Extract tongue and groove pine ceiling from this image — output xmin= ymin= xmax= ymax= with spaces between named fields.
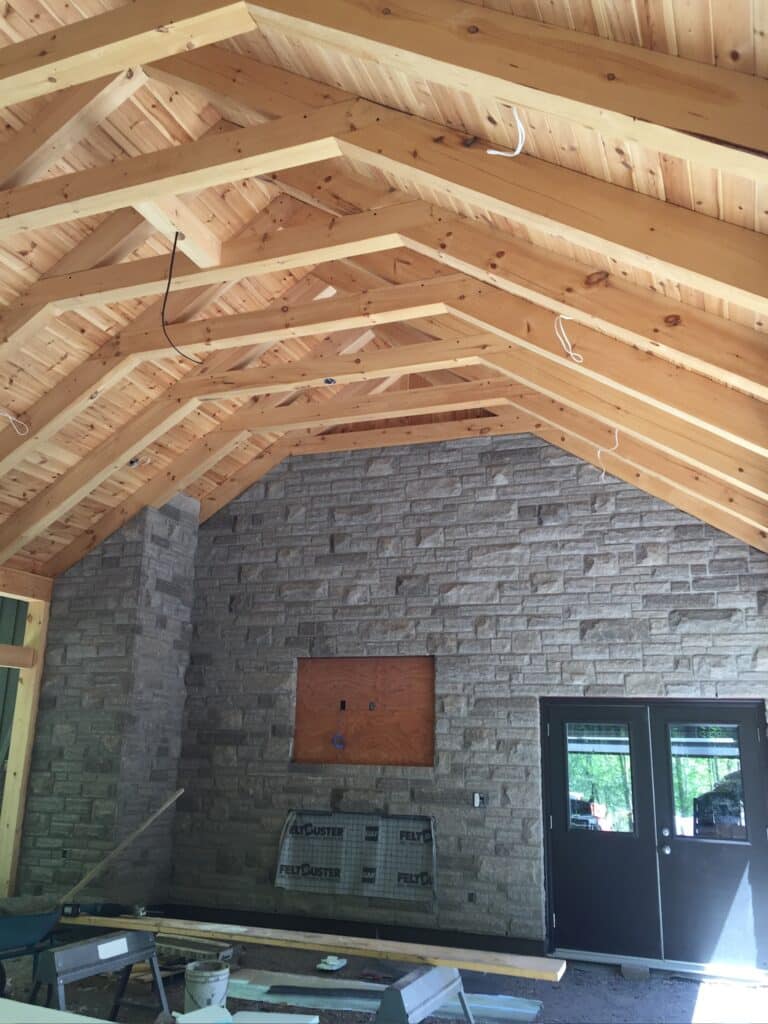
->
xmin=0 ymin=0 xmax=765 ymax=578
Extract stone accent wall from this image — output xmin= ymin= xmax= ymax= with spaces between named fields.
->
xmin=174 ymin=435 xmax=767 ymax=941
xmin=18 ymin=496 xmax=198 ymax=903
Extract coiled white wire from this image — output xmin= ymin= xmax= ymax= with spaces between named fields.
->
xmin=0 ymin=407 xmax=29 ymax=436
xmin=486 ymin=107 xmax=526 ymax=158
xmin=554 ymin=314 xmax=583 ymax=364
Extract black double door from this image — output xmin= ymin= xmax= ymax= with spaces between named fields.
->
xmin=544 ymin=700 xmax=768 ymax=970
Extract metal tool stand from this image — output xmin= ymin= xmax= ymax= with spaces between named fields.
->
xmin=374 ymin=966 xmax=475 ymax=1024
xmin=31 ymin=929 xmax=169 ymax=1020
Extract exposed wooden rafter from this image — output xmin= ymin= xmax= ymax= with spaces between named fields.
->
xmin=0 ymin=0 xmax=255 ymax=106
xmin=0 ymin=2 xmax=764 ymax=574
xmin=6 ymin=197 xmax=765 ymax=403
xmin=245 ymin=0 xmax=768 ymax=178
xmin=0 ymin=598 xmax=50 ymax=895
xmin=1 ymin=66 xmax=766 ymax=311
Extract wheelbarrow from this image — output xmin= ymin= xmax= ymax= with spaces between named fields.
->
xmin=0 ymin=903 xmax=60 ymax=996
xmin=0 ymin=786 xmax=183 ymax=1003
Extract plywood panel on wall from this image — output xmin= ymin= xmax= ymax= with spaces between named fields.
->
xmin=293 ymin=656 xmax=435 ymax=767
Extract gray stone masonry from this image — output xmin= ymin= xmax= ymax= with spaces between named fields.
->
xmin=173 ymin=435 xmax=767 ymax=941
xmin=18 ymin=495 xmax=199 ymax=904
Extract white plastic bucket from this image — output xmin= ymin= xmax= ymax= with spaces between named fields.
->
xmin=184 ymin=959 xmax=230 ymax=1012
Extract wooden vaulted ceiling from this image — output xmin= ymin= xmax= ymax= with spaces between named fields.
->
xmin=0 ymin=0 xmax=766 ymax=579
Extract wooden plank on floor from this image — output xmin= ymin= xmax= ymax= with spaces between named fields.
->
xmin=69 ymin=915 xmax=567 ymax=981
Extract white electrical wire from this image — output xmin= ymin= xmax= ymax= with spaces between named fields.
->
xmin=486 ymin=107 xmax=526 ymax=158
xmin=555 ymin=314 xmax=583 ymax=364
xmin=0 ymin=407 xmax=29 ymax=436
xmin=597 ymin=427 xmax=620 ymax=482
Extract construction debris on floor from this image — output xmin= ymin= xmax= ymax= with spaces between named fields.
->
xmin=2 ymin=932 xmax=768 ymax=1024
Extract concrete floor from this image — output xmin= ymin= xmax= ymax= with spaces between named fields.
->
xmin=4 ymin=943 xmax=767 ymax=1023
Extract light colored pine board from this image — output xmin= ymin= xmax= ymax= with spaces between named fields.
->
xmin=0 ymin=0 xmax=256 ymax=106
xmin=68 ymin=914 xmax=567 ymax=981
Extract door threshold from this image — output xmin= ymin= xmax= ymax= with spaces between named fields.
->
xmin=553 ymin=948 xmax=768 ymax=985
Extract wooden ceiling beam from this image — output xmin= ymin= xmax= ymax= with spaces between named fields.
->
xmin=452 ymin=289 xmax=768 ymax=458
xmin=246 ymin=0 xmax=768 ymax=178
xmin=183 ymin=326 xmax=423 ymax=520
xmin=226 ymin=378 xmax=525 ymax=433
xmin=0 ymin=567 xmax=52 ymax=602
xmin=1 ymin=46 xmax=765 ymax=312
xmin=216 ymin=345 xmax=766 ymax=510
xmin=337 ymin=117 xmax=768 ymax=314
xmin=174 ymin=334 xmax=510 ymax=401
xmin=6 ymin=196 xmax=766 ymax=405
xmin=106 ymin=276 xmax=465 ymax=360
xmin=0 ymin=100 xmax=377 ymax=238
xmin=305 ymin=256 xmax=768 ymax=499
xmin=0 ymin=0 xmax=255 ymax=107
xmin=133 ymin=196 xmax=222 ymax=269
xmin=37 ymin=310 xmax=447 ymax=575
xmin=288 ymin=411 xmax=532 ymax=455
xmin=39 ymin=423 xmax=250 ymax=580
xmin=50 ymin=209 xmax=151 ymax=275
xmin=129 ymin=261 xmax=766 ymax=484
xmin=502 ymin=388 xmax=768 ymax=532
xmin=17 ymin=268 xmax=330 ymax=572
xmin=182 ymin=304 xmax=768 ymax=467
xmin=144 ymin=45 xmax=350 ymax=126
xmin=0 ymin=208 xmax=152 ymax=362
xmin=0 ymin=398 xmax=194 ymax=564
xmin=0 ymin=71 xmax=152 ymax=362
xmin=0 ymin=198 xmax=301 ymax=474
xmin=215 ymin=255 xmax=767 ymax=495
xmin=0 ymin=201 xmax=305 ymax=506
xmin=516 ymin=404 xmax=768 ymax=553
xmin=482 ymin=347 xmax=768 ymax=503
xmin=402 ymin=214 xmax=768 ymax=403
xmin=201 ymin=407 xmax=531 ymax=523
xmin=0 ymin=279 xmax=239 ymax=480
xmin=27 ymin=317 xmax=765 ymax=571
xmin=0 ymin=70 xmax=144 ymax=189
xmin=6 ymin=202 xmax=430 ymax=318
xmin=306 ymin=247 xmax=768 ymax=505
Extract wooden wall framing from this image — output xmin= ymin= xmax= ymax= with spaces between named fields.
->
xmin=0 ymin=570 xmax=52 ymax=895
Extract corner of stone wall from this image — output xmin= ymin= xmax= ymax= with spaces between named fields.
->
xmin=17 ymin=495 xmax=200 ymax=904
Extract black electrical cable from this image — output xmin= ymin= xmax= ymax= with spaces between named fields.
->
xmin=161 ymin=231 xmax=204 ymax=365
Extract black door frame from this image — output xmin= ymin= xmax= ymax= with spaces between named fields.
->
xmin=541 ymin=697 xmax=768 ymax=959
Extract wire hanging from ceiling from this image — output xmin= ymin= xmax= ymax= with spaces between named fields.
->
xmin=555 ymin=314 xmax=584 ymax=364
xmin=162 ymin=231 xmax=204 ymax=366
xmin=486 ymin=106 xmax=526 ymax=158
xmin=597 ymin=427 xmax=620 ymax=482
xmin=0 ymin=408 xmax=29 ymax=436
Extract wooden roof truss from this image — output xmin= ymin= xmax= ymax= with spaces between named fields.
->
xmin=0 ymin=0 xmax=765 ymax=580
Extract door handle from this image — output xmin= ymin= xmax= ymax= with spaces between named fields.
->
xmin=659 ymin=845 xmax=671 ymax=856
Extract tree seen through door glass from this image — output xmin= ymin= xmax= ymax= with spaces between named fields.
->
xmin=566 ymin=723 xmax=634 ymax=832
xmin=669 ymin=724 xmax=746 ymax=840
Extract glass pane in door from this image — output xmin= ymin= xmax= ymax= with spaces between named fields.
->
xmin=668 ymin=724 xmax=746 ymax=840
xmin=566 ymin=722 xmax=635 ymax=832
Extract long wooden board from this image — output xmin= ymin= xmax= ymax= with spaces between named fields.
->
xmin=0 ymin=600 xmax=50 ymax=895
xmin=0 ymin=0 xmax=255 ymax=107
xmin=69 ymin=915 xmax=566 ymax=982
xmin=246 ymin=0 xmax=768 ymax=178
